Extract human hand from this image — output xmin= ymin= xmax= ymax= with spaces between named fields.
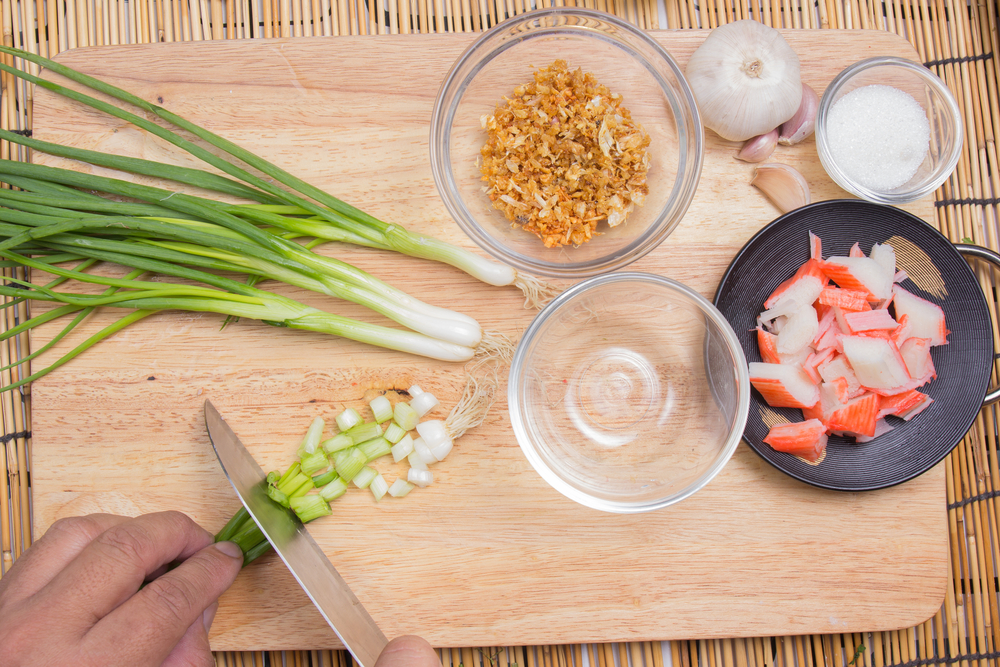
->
xmin=375 ymin=635 xmax=441 ymax=667
xmin=0 ymin=511 xmax=243 ymax=667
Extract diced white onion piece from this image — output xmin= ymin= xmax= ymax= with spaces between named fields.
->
xmin=410 ymin=392 xmax=439 ymax=417
xmin=407 ymin=468 xmax=434 ymax=488
xmin=383 ymin=422 xmax=407 ymax=444
xmin=300 ymin=416 xmax=325 ymax=455
xmin=429 ymin=437 xmax=454 ymax=462
xmin=407 ymin=451 xmax=428 ymax=470
xmin=416 ymin=420 xmax=449 ymax=448
xmin=393 ymin=402 xmax=418 ymax=431
xmin=369 ymin=396 xmax=392 ymax=423
xmin=387 ymin=478 xmax=414 ymax=497
xmin=352 ymin=466 xmax=378 ymax=489
xmin=391 ymin=434 xmax=415 ymax=462
xmin=411 ymin=437 xmax=437 ymax=465
xmin=408 ymin=384 xmax=424 ymax=396
xmin=335 ymin=407 xmax=362 ymax=432
xmin=369 ymin=474 xmax=388 ymax=501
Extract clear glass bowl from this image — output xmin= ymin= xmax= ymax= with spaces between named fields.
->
xmin=429 ymin=8 xmax=703 ymax=279
xmin=815 ymin=56 xmax=962 ymax=204
xmin=508 ymin=273 xmax=750 ymax=513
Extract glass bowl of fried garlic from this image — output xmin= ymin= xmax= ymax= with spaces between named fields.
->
xmin=430 ymin=7 xmax=704 ymax=279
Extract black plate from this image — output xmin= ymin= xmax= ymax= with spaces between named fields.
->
xmin=714 ymin=200 xmax=994 ymax=491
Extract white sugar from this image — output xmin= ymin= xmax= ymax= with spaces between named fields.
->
xmin=826 ymin=84 xmax=931 ymax=191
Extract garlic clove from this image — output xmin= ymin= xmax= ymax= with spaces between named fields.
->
xmin=751 ymin=163 xmax=811 ymax=213
xmin=737 ymin=128 xmax=779 ymax=162
xmin=778 ymin=83 xmax=819 ymax=145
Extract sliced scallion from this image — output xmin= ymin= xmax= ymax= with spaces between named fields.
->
xmin=387 ymin=478 xmax=414 ymax=498
xmin=393 ymin=402 xmax=418 ymax=432
xmin=289 ymin=495 xmax=332 ymax=523
xmin=335 ymin=408 xmax=362 ymax=432
xmin=321 ymin=433 xmax=353 ymax=454
xmin=383 ymin=422 xmax=407 ymax=444
xmin=369 ymin=473 xmax=389 ymax=502
xmin=352 ymin=466 xmax=378 ymax=489
xmin=369 ymin=395 xmax=392 ymax=423
xmin=358 ymin=436 xmax=391 ymax=462
xmin=390 ymin=433 xmax=415 ymax=463
xmin=319 ymin=476 xmax=348 ymax=502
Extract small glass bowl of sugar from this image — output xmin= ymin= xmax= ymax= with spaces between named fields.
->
xmin=815 ymin=56 xmax=962 ymax=204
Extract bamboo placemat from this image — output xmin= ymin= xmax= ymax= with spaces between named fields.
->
xmin=1 ymin=0 xmax=998 ymax=666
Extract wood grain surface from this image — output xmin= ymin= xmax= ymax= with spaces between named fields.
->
xmin=28 ymin=30 xmax=946 ymax=650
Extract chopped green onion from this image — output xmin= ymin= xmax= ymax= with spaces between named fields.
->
xmin=319 ymin=476 xmax=348 ymax=502
xmin=411 ymin=391 xmax=440 ymax=417
xmin=387 ymin=478 xmax=414 ymax=498
xmin=370 ymin=473 xmax=389 ymax=502
xmin=299 ymin=416 xmax=326 ymax=455
xmin=352 ymin=466 xmax=378 ymax=489
xmin=358 ymin=436 xmax=391 ymax=462
xmin=266 ymin=483 xmax=290 ymax=507
xmin=289 ymin=494 xmax=332 ymax=523
xmin=369 ymin=395 xmax=392 ymax=423
xmin=299 ymin=449 xmax=330 ymax=476
xmin=411 ymin=437 xmax=437 ymax=466
xmin=345 ymin=420 xmax=383 ymax=444
xmin=391 ymin=433 xmax=415 ymax=463
xmin=393 ymin=402 xmax=418 ymax=431
xmin=335 ymin=408 xmax=362 ymax=432
xmin=407 ymin=468 xmax=434 ymax=488
xmin=277 ymin=470 xmax=310 ymax=496
xmin=383 ymin=422 xmax=407 ymax=444
xmin=311 ymin=469 xmax=338 ymax=487
xmin=334 ymin=448 xmax=367 ymax=482
xmin=407 ymin=451 xmax=428 ymax=471
xmin=321 ymin=433 xmax=353 ymax=454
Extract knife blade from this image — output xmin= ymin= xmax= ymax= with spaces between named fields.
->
xmin=204 ymin=400 xmax=389 ymax=665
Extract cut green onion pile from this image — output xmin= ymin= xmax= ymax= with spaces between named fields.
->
xmin=0 ymin=46 xmax=549 ymax=390
xmin=215 ymin=377 xmax=494 ymax=565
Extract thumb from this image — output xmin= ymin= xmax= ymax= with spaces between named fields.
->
xmin=375 ymin=635 xmax=440 ymax=667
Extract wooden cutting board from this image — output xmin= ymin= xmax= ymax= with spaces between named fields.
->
xmin=28 ymin=30 xmax=947 ymax=651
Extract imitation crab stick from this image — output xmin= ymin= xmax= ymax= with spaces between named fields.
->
xmin=763 ymin=419 xmax=828 ymax=462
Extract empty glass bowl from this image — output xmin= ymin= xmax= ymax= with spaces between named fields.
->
xmin=429 ymin=8 xmax=703 ymax=279
xmin=508 ymin=273 xmax=750 ymax=513
xmin=815 ymin=56 xmax=962 ymax=204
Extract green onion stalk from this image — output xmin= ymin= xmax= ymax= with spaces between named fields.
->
xmin=0 ymin=45 xmax=559 ymax=308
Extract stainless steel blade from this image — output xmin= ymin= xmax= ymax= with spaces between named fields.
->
xmin=204 ymin=400 xmax=389 ymax=665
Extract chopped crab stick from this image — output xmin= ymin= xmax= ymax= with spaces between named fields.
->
xmin=856 ymin=418 xmax=896 ymax=442
xmin=809 ymin=231 xmax=822 ymax=260
xmin=877 ymin=389 xmax=933 ymax=420
xmin=841 ymin=336 xmax=911 ymax=391
xmin=892 ymin=286 xmax=949 ymax=346
xmin=849 ymin=242 xmax=865 ymax=258
xmin=764 ymin=258 xmax=828 ymax=309
xmin=899 ymin=337 xmax=937 ymax=380
xmin=817 ymin=287 xmax=871 ymax=312
xmin=748 ymin=362 xmax=819 ymax=408
xmin=826 ymin=392 xmax=880 ymax=438
xmin=818 ymin=256 xmax=892 ymax=300
xmin=763 ymin=419 xmax=828 ymax=462
xmin=756 ymin=327 xmax=781 ymax=364
xmin=844 ymin=309 xmax=898 ymax=332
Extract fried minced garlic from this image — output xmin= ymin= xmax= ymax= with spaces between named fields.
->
xmin=479 ymin=59 xmax=651 ymax=248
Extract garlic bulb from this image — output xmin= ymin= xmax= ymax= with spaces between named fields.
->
xmin=685 ymin=20 xmax=802 ymax=142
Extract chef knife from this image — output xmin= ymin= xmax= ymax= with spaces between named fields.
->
xmin=204 ymin=399 xmax=389 ymax=666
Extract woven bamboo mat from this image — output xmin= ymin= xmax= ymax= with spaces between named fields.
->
xmin=0 ymin=0 xmax=997 ymax=665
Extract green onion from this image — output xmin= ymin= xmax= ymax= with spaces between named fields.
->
xmin=335 ymin=408 xmax=362 ymax=432
xmin=334 ymin=448 xmax=367 ymax=482
xmin=318 ymin=477 xmax=348 ymax=502
xmin=352 ymin=466 xmax=378 ymax=489
xmin=369 ymin=474 xmax=389 ymax=502
xmin=358 ymin=437 xmax=391 ymax=462
xmin=387 ymin=478 xmax=414 ymax=498
xmin=298 ymin=450 xmax=330 ymax=477
xmin=298 ymin=417 xmax=326 ymax=455
xmin=344 ymin=421 xmax=382 ymax=445
xmin=369 ymin=396 xmax=392 ymax=423
xmin=321 ymin=433 xmax=353 ymax=454
xmin=311 ymin=469 xmax=338 ymax=487
xmin=393 ymin=402 xmax=419 ymax=432
xmin=289 ymin=495 xmax=332 ymax=523
xmin=383 ymin=422 xmax=407 ymax=444
xmin=391 ymin=434 xmax=415 ymax=463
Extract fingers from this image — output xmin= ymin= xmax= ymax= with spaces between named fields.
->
xmin=0 ymin=514 xmax=129 ymax=607
xmin=375 ymin=636 xmax=441 ymax=667
xmin=158 ymin=602 xmax=220 ymax=667
xmin=83 ymin=540 xmax=242 ymax=666
xmin=30 ymin=511 xmax=216 ymax=630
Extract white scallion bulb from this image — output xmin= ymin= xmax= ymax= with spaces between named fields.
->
xmin=407 ymin=468 xmax=434 ymax=488
xmin=411 ymin=391 xmax=439 ymax=417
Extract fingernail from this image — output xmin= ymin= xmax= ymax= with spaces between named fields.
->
xmin=215 ymin=540 xmax=244 ymax=560
xmin=203 ymin=601 xmax=219 ymax=634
